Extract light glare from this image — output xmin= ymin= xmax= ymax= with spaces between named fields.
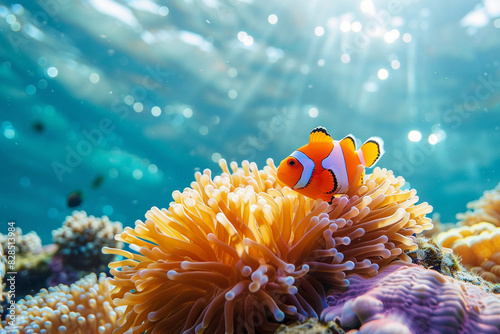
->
xmin=360 ymin=0 xmax=375 ymax=14
xmin=47 ymin=67 xmax=58 ymax=78
xmin=151 ymin=106 xmax=161 ymax=117
xmin=339 ymin=21 xmax=351 ymax=32
xmin=408 ymin=130 xmax=422 ymax=142
xmin=377 ymin=68 xmax=389 ymax=80
xmin=341 ymin=54 xmax=351 ymax=63
xmin=428 ymin=134 xmax=439 ymax=145
xmin=315 ymin=26 xmax=325 ymax=36
xmin=384 ymin=29 xmax=400 ymax=43
xmin=308 ymin=108 xmax=319 ymax=118
xmin=351 ymin=21 xmax=362 ymax=32
xmin=89 ymin=73 xmax=100 ymax=83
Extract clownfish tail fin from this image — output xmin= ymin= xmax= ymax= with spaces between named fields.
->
xmin=358 ymin=137 xmax=384 ymax=168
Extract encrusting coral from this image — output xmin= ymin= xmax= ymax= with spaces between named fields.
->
xmin=103 ymin=159 xmax=433 ymax=333
xmin=457 ymin=182 xmax=500 ymax=227
xmin=321 ymin=262 xmax=500 ymax=334
xmin=275 ymin=318 xmax=343 ymax=333
xmin=435 ymin=222 xmax=500 ymax=283
xmin=0 ymin=227 xmax=42 ymax=257
xmin=0 ymin=227 xmax=55 ymax=299
xmin=51 ymin=211 xmax=123 ymax=284
xmin=1 ymin=272 xmax=123 ymax=333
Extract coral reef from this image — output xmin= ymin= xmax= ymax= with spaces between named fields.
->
xmin=407 ymin=235 xmax=462 ymax=276
xmin=1 ymin=273 xmax=123 ymax=333
xmin=275 ymin=318 xmax=344 ymax=334
xmin=457 ymin=182 xmax=500 ymax=227
xmin=0 ymin=227 xmax=42 ymax=257
xmin=0 ymin=212 xmax=123 ymax=302
xmin=50 ymin=211 xmax=123 ymax=285
xmin=321 ymin=262 xmax=500 ymax=334
xmin=470 ymin=253 xmax=500 ymax=284
xmin=103 ymin=159 xmax=432 ymax=333
xmin=407 ymin=235 xmax=500 ymax=293
xmin=0 ymin=227 xmax=55 ymax=299
xmin=435 ymin=222 xmax=500 ymax=283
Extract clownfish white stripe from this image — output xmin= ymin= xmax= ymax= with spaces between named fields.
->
xmin=291 ymin=150 xmax=315 ymax=189
xmin=322 ymin=141 xmax=349 ymax=193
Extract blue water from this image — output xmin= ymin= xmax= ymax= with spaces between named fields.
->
xmin=1 ymin=0 xmax=499 ymax=243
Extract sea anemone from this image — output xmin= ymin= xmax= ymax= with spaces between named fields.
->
xmin=457 ymin=182 xmax=500 ymax=227
xmin=52 ymin=211 xmax=123 ymax=276
xmin=321 ymin=262 xmax=500 ymax=333
xmin=1 ymin=273 xmax=122 ymax=333
xmin=104 ymin=159 xmax=433 ymax=333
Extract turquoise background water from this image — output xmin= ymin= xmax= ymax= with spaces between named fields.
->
xmin=1 ymin=0 xmax=499 ymax=243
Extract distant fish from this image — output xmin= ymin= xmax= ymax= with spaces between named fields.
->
xmin=91 ymin=174 xmax=105 ymax=189
xmin=67 ymin=190 xmax=84 ymax=207
xmin=32 ymin=120 xmax=45 ymax=133
xmin=277 ymin=126 xmax=384 ymax=202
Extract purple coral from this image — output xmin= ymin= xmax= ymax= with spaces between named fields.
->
xmin=322 ymin=262 xmax=500 ymax=334
xmin=47 ymin=254 xmax=80 ymax=286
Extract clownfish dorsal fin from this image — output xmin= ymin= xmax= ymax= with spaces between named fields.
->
xmin=358 ymin=137 xmax=384 ymax=168
xmin=309 ymin=126 xmax=332 ymax=144
xmin=340 ymin=134 xmax=356 ymax=152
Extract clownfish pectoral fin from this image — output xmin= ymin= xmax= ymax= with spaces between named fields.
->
xmin=358 ymin=137 xmax=384 ymax=168
xmin=340 ymin=134 xmax=356 ymax=152
xmin=309 ymin=126 xmax=332 ymax=144
xmin=319 ymin=169 xmax=339 ymax=195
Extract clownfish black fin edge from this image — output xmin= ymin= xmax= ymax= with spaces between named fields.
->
xmin=309 ymin=126 xmax=332 ymax=144
xmin=340 ymin=134 xmax=356 ymax=152
xmin=322 ymin=169 xmax=338 ymax=195
xmin=359 ymin=137 xmax=384 ymax=168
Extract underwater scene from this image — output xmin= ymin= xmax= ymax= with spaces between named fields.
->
xmin=1 ymin=0 xmax=500 ymax=333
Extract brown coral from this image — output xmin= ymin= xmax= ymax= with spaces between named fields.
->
xmin=53 ymin=211 xmax=123 ymax=274
xmin=322 ymin=262 xmax=500 ymax=334
xmin=457 ymin=182 xmax=500 ymax=227
xmin=0 ymin=227 xmax=42 ymax=258
xmin=470 ymin=253 xmax=500 ymax=284
xmin=104 ymin=159 xmax=432 ymax=333
xmin=435 ymin=222 xmax=500 ymax=283
xmin=1 ymin=273 xmax=123 ymax=333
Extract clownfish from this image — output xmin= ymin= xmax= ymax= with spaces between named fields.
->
xmin=277 ymin=126 xmax=384 ymax=202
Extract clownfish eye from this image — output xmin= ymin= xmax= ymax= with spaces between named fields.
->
xmin=287 ymin=159 xmax=297 ymax=167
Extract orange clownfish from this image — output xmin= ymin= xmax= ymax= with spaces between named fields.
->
xmin=277 ymin=126 xmax=384 ymax=202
